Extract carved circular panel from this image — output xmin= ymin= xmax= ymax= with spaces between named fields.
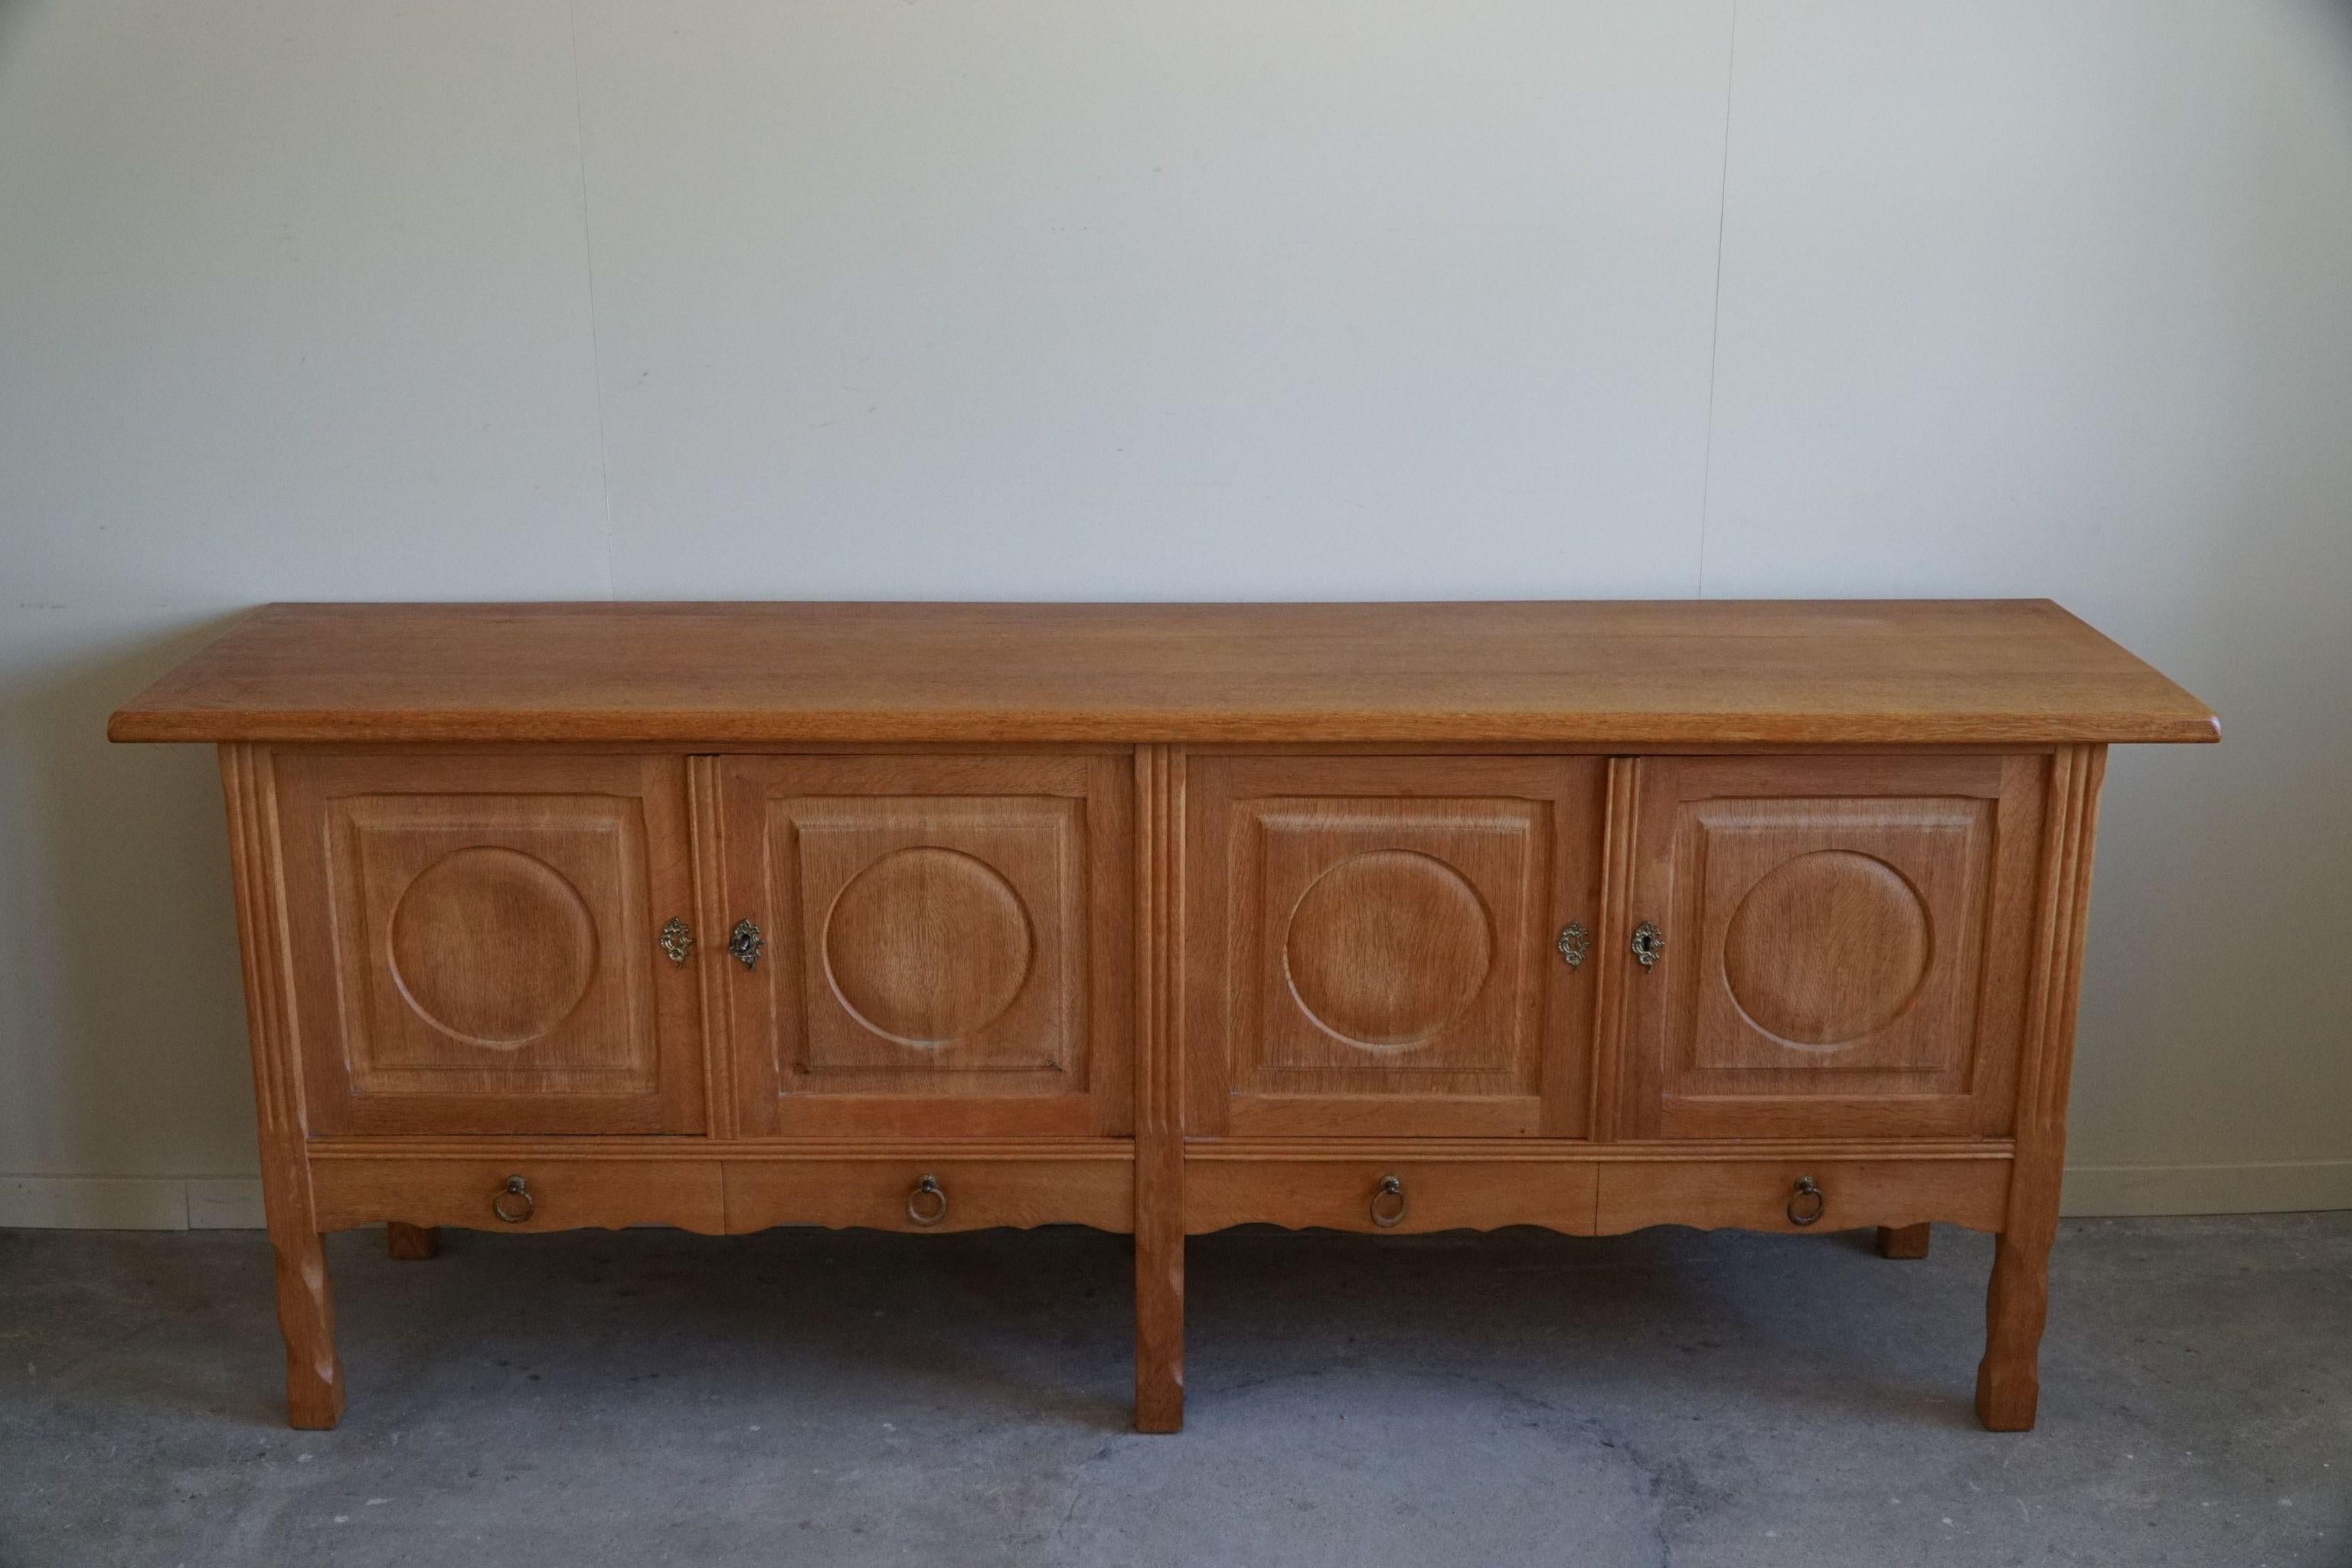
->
xmin=389 ymin=847 xmax=598 ymax=1048
xmin=825 ymin=847 xmax=1033 ymax=1046
xmin=1284 ymin=850 xmax=1493 ymax=1050
xmin=1723 ymin=850 xmax=1931 ymax=1047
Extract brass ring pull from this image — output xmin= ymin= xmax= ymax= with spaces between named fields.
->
xmin=492 ymin=1174 xmax=534 ymax=1224
xmin=1787 ymin=1175 xmax=1825 ymax=1227
xmin=906 ymin=1174 xmax=949 ymax=1227
xmin=1369 ymin=1174 xmax=1408 ymax=1229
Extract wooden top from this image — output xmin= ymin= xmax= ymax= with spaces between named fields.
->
xmin=107 ymin=599 xmax=2217 ymax=746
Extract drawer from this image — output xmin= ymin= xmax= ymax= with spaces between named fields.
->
xmin=310 ymin=1157 xmax=725 ymax=1234
xmin=1592 ymin=1157 xmax=2011 ymax=1236
xmin=1185 ymin=1158 xmax=1599 ymax=1236
xmin=723 ymin=1158 xmax=1133 ymax=1234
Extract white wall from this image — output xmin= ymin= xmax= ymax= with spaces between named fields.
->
xmin=3 ymin=0 xmax=2347 ymax=1224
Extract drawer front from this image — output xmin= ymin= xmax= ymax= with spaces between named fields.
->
xmin=1186 ymin=1158 xmax=1599 ymax=1235
xmin=1615 ymin=754 xmax=2048 ymax=1140
xmin=311 ymin=1157 xmax=725 ymax=1234
xmin=723 ymin=1158 xmax=1132 ymax=1233
xmin=1593 ymin=1157 xmax=2011 ymax=1236
xmin=276 ymin=752 xmax=707 ymax=1136
xmin=1184 ymin=755 xmax=1606 ymax=1138
xmin=716 ymin=753 xmax=1132 ymax=1138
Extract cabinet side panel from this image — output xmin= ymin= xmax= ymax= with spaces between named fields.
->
xmin=220 ymin=743 xmax=344 ymax=1428
xmin=1978 ymin=744 xmax=2107 ymax=1429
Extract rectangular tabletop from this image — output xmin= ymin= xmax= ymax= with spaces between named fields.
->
xmin=106 ymin=599 xmax=2218 ymax=746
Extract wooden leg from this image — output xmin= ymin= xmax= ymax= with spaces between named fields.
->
xmin=1134 ymin=1142 xmax=1184 ymax=1433
xmin=1877 ymin=1222 xmax=1931 ymax=1260
xmin=1975 ymin=1223 xmax=2052 ymax=1430
xmin=385 ymin=1222 xmax=440 ymax=1260
xmin=1975 ymin=743 xmax=2105 ymax=1433
xmin=270 ymin=1228 xmax=346 ymax=1429
xmin=220 ymin=744 xmax=345 ymax=1432
xmin=1132 ymin=743 xmax=1184 ymax=1434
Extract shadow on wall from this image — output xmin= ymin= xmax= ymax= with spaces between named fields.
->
xmin=2 ymin=611 xmax=257 ymax=1178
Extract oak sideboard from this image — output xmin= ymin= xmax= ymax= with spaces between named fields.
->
xmin=109 ymin=599 xmax=2216 ymax=1434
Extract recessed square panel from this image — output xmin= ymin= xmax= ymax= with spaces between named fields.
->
xmin=1236 ymin=797 xmax=1542 ymax=1091
xmin=1184 ymin=755 xmax=1606 ymax=1140
xmin=776 ymin=795 xmax=1082 ymax=1081
xmin=274 ymin=751 xmax=704 ymax=1137
xmin=1684 ymin=796 xmax=1990 ymax=1084
xmin=334 ymin=794 xmax=655 ymax=1093
xmin=717 ymin=753 xmax=1132 ymax=1138
xmin=1617 ymin=754 xmax=2046 ymax=1141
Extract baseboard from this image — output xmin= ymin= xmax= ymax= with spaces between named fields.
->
xmin=5 ymin=1164 xmax=2347 ymax=1230
xmin=2061 ymin=1160 xmax=2352 ymax=1217
xmin=187 ymin=1178 xmax=269 ymax=1229
xmin=0 ymin=1175 xmax=265 ymax=1230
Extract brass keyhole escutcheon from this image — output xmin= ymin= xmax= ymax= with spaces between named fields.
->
xmin=1556 ymin=921 xmax=1589 ymax=969
xmin=728 ymin=918 xmax=765 ymax=971
xmin=658 ymin=916 xmax=694 ymax=965
xmin=1630 ymin=920 xmax=1666 ymax=970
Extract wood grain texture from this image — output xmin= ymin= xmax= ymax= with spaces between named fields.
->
xmin=724 ymin=1159 xmax=1132 ymax=1234
xmin=219 ymin=743 xmax=344 ymax=1429
xmin=688 ymin=756 xmax=736 ymax=1138
xmin=314 ymin=1140 xmax=1133 ymax=1236
xmin=1184 ymin=755 xmax=1603 ymax=1138
xmin=307 ymin=1136 xmax=1133 ymax=1163
xmin=1185 ymin=1160 xmax=1599 ymax=1236
xmin=1617 ymin=754 xmax=2044 ymax=1140
xmin=273 ymin=751 xmax=706 ymax=1135
xmin=384 ymin=1222 xmax=439 ymax=1260
xmin=109 ymin=601 xmax=2220 ymax=746
xmin=311 ymin=1158 xmax=726 ymax=1234
xmin=1978 ymin=744 xmax=2106 ymax=1432
xmin=1587 ymin=758 xmax=1641 ymax=1141
xmin=148 ymin=607 xmax=2199 ymax=1437
xmin=1133 ymin=745 xmax=1185 ymax=1433
xmin=1877 ymin=1223 xmax=1932 ymax=1260
xmin=717 ymin=753 xmax=1131 ymax=1138
xmin=1592 ymin=1157 xmax=2010 ymax=1236
xmin=1182 ymin=1137 xmax=2011 ymax=1163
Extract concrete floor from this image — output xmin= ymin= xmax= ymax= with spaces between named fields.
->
xmin=2 ymin=1216 xmax=2345 ymax=1567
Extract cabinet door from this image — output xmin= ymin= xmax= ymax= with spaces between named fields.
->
xmin=717 ymin=753 xmax=1131 ymax=1137
xmin=1185 ymin=755 xmax=1605 ymax=1138
xmin=276 ymin=753 xmax=705 ymax=1136
xmin=1615 ymin=755 xmax=2048 ymax=1140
